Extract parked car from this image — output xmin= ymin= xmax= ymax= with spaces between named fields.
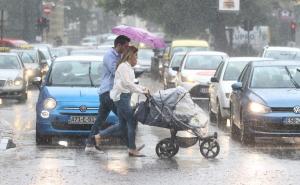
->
xmin=0 ymin=50 xmax=28 ymax=102
xmin=230 ymin=60 xmax=300 ymax=144
xmin=34 ymin=55 xmax=118 ymax=144
xmin=261 ymin=46 xmax=300 ymax=60
xmin=209 ymin=57 xmax=269 ymax=126
xmin=51 ymin=47 xmax=69 ymax=58
xmin=173 ymin=51 xmax=228 ymax=99
xmin=70 ymin=49 xmax=105 ymax=57
xmin=163 ymin=52 xmax=186 ymax=89
xmin=32 ymin=43 xmax=54 ymax=66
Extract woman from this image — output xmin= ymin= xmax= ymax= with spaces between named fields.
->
xmin=94 ymin=46 xmax=148 ymax=157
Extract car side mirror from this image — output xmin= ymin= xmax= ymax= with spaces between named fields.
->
xmin=211 ymin=77 xmax=219 ymax=83
xmin=32 ymin=77 xmax=42 ymax=89
xmin=232 ymin=82 xmax=243 ymax=91
xmin=172 ymin=66 xmax=180 ymax=72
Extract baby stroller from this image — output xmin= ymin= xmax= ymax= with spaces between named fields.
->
xmin=134 ymin=87 xmax=220 ymax=159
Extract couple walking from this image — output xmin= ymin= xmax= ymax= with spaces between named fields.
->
xmin=85 ymin=35 xmax=148 ymax=157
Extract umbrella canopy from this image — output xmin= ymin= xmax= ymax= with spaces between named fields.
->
xmin=112 ymin=25 xmax=166 ymax=49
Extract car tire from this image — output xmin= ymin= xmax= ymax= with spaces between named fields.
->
xmin=240 ymin=111 xmax=255 ymax=145
xmin=216 ymin=102 xmax=227 ymax=127
xmin=36 ymin=131 xmax=51 ymax=145
xmin=230 ymin=104 xmax=240 ymax=139
xmin=208 ymin=100 xmax=216 ymax=123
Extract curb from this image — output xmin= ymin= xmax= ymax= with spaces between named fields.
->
xmin=0 ymin=119 xmax=16 ymax=151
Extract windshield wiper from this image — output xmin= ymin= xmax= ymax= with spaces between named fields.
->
xmin=88 ymin=63 xmax=94 ymax=87
xmin=285 ymin=66 xmax=300 ymax=88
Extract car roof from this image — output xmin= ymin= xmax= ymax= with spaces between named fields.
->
xmin=0 ymin=52 xmax=20 ymax=57
xmin=54 ymin=55 xmax=103 ymax=62
xmin=250 ymin=60 xmax=300 ymax=67
xmin=171 ymin=40 xmax=209 ymax=47
xmin=187 ymin=51 xmax=228 ymax=56
xmin=264 ymin=46 xmax=300 ymax=51
xmin=228 ymin=57 xmax=269 ymax=62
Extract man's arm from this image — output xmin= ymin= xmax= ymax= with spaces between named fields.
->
xmin=103 ymin=55 xmax=117 ymax=76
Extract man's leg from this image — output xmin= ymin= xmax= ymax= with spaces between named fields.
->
xmin=87 ymin=93 xmax=111 ymax=146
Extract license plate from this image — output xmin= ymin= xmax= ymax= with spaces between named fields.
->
xmin=200 ymin=88 xmax=208 ymax=94
xmin=284 ymin=117 xmax=300 ymax=125
xmin=68 ymin=116 xmax=96 ymax=125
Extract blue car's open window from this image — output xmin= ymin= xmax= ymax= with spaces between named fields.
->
xmin=47 ymin=61 xmax=102 ymax=87
xmin=250 ymin=66 xmax=300 ymax=88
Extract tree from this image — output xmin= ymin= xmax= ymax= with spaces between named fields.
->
xmin=98 ymin=0 xmax=273 ymax=52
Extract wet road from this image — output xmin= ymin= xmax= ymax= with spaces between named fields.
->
xmin=1 ymin=75 xmax=300 ymax=185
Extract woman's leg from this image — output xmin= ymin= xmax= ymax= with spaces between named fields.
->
xmin=118 ymin=94 xmax=136 ymax=150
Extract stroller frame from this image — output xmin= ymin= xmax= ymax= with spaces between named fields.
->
xmin=144 ymin=93 xmax=220 ymax=159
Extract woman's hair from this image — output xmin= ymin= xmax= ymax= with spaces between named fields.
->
xmin=116 ymin=46 xmax=138 ymax=69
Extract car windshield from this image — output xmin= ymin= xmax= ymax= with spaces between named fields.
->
xmin=0 ymin=55 xmax=20 ymax=69
xmin=70 ymin=50 xmax=104 ymax=56
xmin=138 ymin=49 xmax=154 ymax=60
xmin=170 ymin=54 xmax=185 ymax=68
xmin=264 ymin=50 xmax=300 ymax=60
xmin=251 ymin=66 xmax=300 ymax=88
xmin=223 ymin=61 xmax=249 ymax=81
xmin=51 ymin=48 xmax=68 ymax=57
xmin=171 ymin=46 xmax=208 ymax=56
xmin=48 ymin=60 xmax=102 ymax=87
xmin=184 ymin=55 xmax=223 ymax=70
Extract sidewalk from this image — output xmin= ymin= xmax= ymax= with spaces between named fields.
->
xmin=0 ymin=119 xmax=15 ymax=151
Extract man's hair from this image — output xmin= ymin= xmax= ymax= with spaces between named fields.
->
xmin=114 ymin=35 xmax=130 ymax=47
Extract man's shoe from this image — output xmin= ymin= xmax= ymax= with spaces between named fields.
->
xmin=137 ymin=144 xmax=145 ymax=151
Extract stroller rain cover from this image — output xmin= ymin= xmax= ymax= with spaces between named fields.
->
xmin=134 ymin=86 xmax=208 ymax=131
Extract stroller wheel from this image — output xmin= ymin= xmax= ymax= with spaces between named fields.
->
xmin=156 ymin=138 xmax=179 ymax=159
xmin=199 ymin=139 xmax=220 ymax=159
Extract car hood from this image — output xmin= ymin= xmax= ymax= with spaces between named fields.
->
xmin=182 ymin=70 xmax=216 ymax=84
xmin=44 ymin=86 xmax=99 ymax=102
xmin=251 ymin=88 xmax=300 ymax=107
xmin=0 ymin=69 xmax=22 ymax=80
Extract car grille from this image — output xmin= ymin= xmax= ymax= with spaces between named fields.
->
xmin=271 ymin=107 xmax=294 ymax=112
xmin=255 ymin=123 xmax=300 ymax=132
xmin=0 ymin=80 xmax=5 ymax=87
xmin=189 ymin=84 xmax=209 ymax=98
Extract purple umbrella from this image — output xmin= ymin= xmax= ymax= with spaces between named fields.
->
xmin=112 ymin=25 xmax=166 ymax=49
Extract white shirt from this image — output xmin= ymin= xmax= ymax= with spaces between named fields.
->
xmin=110 ymin=62 xmax=145 ymax=101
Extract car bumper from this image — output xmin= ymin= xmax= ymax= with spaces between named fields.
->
xmin=244 ymin=112 xmax=300 ymax=137
xmin=36 ymin=110 xmax=118 ymax=137
xmin=188 ymin=84 xmax=210 ymax=100
xmin=0 ymin=89 xmax=26 ymax=99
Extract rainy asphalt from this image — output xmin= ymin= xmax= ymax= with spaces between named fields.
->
xmin=1 ymin=74 xmax=300 ymax=185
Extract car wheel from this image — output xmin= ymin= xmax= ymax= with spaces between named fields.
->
xmin=240 ymin=111 xmax=255 ymax=145
xmin=208 ymin=100 xmax=216 ymax=123
xmin=230 ymin=104 xmax=240 ymax=139
xmin=36 ymin=131 xmax=52 ymax=145
xmin=216 ymin=102 xmax=226 ymax=127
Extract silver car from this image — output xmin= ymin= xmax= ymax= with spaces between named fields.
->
xmin=163 ymin=52 xmax=186 ymax=89
xmin=0 ymin=53 xmax=28 ymax=102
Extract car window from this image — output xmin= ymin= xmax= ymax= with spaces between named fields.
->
xmin=251 ymin=66 xmax=300 ymax=88
xmin=0 ymin=55 xmax=21 ymax=69
xmin=223 ymin=61 xmax=249 ymax=81
xmin=184 ymin=55 xmax=223 ymax=70
xmin=138 ymin=49 xmax=154 ymax=60
xmin=170 ymin=54 xmax=185 ymax=68
xmin=48 ymin=61 xmax=103 ymax=87
xmin=20 ymin=52 xmax=36 ymax=63
xmin=214 ymin=61 xmax=224 ymax=81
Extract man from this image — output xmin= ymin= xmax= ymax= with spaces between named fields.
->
xmin=85 ymin=35 xmax=130 ymax=153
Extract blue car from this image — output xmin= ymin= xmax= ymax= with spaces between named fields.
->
xmin=34 ymin=56 xmax=118 ymax=144
xmin=230 ymin=60 xmax=300 ymax=144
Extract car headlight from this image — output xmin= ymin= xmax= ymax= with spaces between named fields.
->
xmin=14 ymin=78 xmax=23 ymax=86
xmin=248 ymin=102 xmax=271 ymax=114
xmin=26 ymin=69 xmax=34 ymax=77
xmin=43 ymin=98 xmax=57 ymax=110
